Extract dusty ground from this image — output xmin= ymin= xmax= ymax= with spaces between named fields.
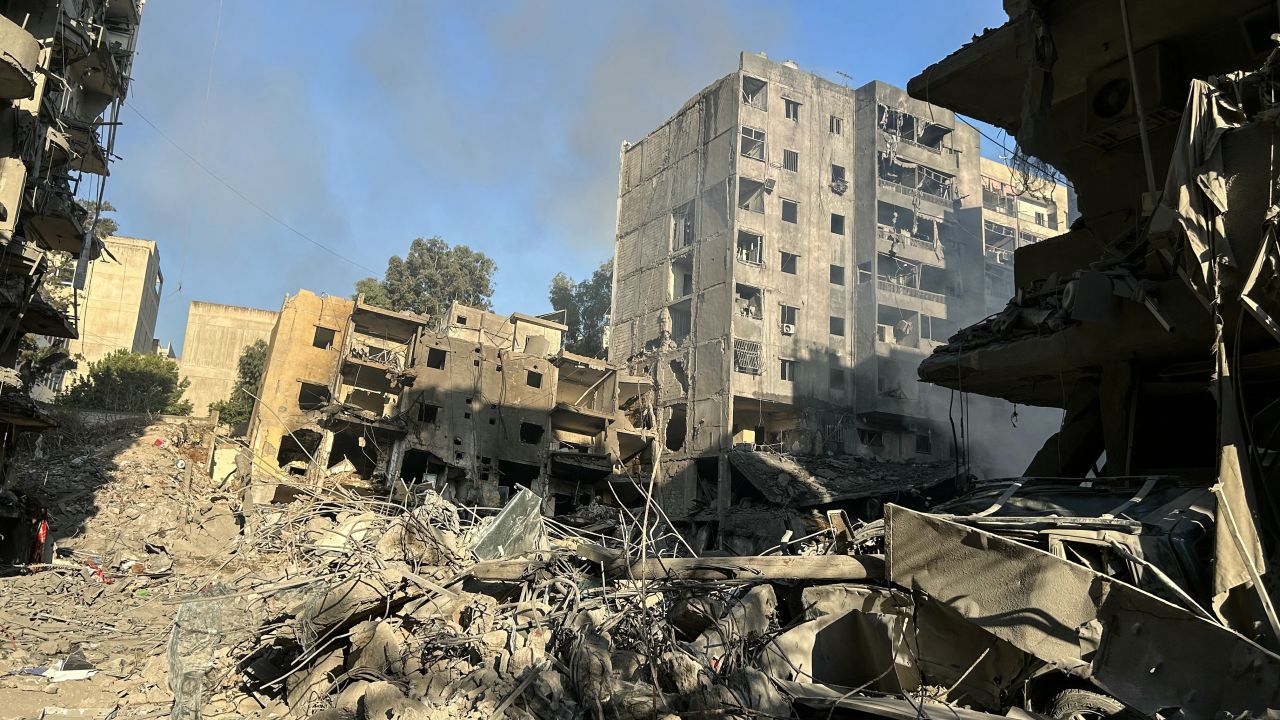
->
xmin=0 ymin=418 xmax=239 ymax=719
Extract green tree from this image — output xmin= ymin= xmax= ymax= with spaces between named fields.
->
xmin=354 ymin=237 xmax=496 ymax=319
xmin=549 ymin=260 xmax=612 ymax=357
xmin=208 ymin=339 xmax=269 ymax=426
xmin=76 ymin=199 xmax=118 ymax=240
xmin=59 ymin=349 xmax=192 ymax=415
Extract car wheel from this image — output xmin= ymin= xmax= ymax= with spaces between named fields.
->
xmin=1045 ymin=688 xmax=1132 ymax=720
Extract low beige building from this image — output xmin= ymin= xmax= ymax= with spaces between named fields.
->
xmin=179 ymin=301 xmax=279 ymax=416
xmin=59 ymin=235 xmax=162 ymax=389
xmin=245 ymin=290 xmax=655 ymax=512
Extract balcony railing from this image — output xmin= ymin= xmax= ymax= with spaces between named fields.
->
xmin=878 ymin=279 xmax=945 ymax=304
xmin=877 ymin=225 xmax=945 ymax=253
xmin=878 ymin=178 xmax=951 ymax=206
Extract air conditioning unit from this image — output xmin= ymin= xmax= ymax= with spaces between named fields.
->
xmin=1084 ymin=44 xmax=1182 ymax=149
xmin=763 ymin=177 xmax=777 ymax=193
xmin=780 ymin=323 xmax=796 ymax=335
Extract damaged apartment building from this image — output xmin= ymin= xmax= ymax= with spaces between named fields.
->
xmin=245 ymin=290 xmax=654 ymax=513
xmin=610 ymin=52 xmax=1067 ymax=526
xmin=0 ymin=0 xmax=141 ymax=466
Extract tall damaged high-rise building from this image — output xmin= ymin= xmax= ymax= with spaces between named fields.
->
xmin=610 ymin=53 xmax=1066 ymax=522
xmin=0 ymin=1 xmax=143 ymax=460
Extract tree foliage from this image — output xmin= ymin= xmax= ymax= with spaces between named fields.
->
xmin=355 ymin=237 xmax=496 ymax=320
xmin=208 ymin=339 xmax=269 ymax=427
xmin=76 ymin=199 xmax=118 ymax=240
xmin=549 ymin=260 xmax=612 ymax=357
xmin=59 ymin=349 xmax=192 ymax=415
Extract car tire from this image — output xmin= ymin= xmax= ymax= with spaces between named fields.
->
xmin=1045 ymin=688 xmax=1132 ymax=720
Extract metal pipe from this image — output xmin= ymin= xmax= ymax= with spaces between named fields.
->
xmin=1120 ymin=0 xmax=1158 ymax=196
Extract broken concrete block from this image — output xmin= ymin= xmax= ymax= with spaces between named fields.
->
xmin=285 ymin=649 xmax=343 ymax=708
xmin=345 ymin=620 xmax=406 ymax=675
xmin=666 ymin=594 xmax=725 ymax=640
xmin=691 ymin=584 xmax=776 ymax=669
xmin=334 ymin=679 xmax=369 ymax=714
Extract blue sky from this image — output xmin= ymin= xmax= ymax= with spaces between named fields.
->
xmin=108 ymin=1 xmax=1010 ymax=352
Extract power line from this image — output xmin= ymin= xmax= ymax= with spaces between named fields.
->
xmin=122 ymin=101 xmax=381 ymax=276
xmin=956 ymin=115 xmax=1076 ymax=192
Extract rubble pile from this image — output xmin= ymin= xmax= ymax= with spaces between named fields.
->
xmin=213 ymin=489 xmax=808 ymax=720
xmin=0 ymin=416 xmax=242 ymax=717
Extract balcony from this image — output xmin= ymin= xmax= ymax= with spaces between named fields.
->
xmin=347 ymin=343 xmax=407 ymax=371
xmin=26 ymin=192 xmax=88 ymax=254
xmin=877 ymin=279 xmax=945 ymax=304
xmin=878 ymin=177 xmax=951 ymax=207
xmin=877 ymin=225 xmax=943 ymax=253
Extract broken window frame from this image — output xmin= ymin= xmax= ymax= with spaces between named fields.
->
xmin=740 ymin=126 xmax=766 ymax=161
xmin=780 ymin=251 xmax=799 ymax=275
xmin=732 ymin=338 xmax=763 ymax=375
xmin=736 ymin=230 xmax=763 ymax=265
xmin=738 ymin=177 xmax=765 ymax=213
xmin=734 ymin=283 xmax=764 ymax=320
xmin=742 ymin=76 xmax=767 ymax=110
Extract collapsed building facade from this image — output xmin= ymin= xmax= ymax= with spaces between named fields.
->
xmin=245 ymin=290 xmax=654 ymax=512
xmin=0 ymin=0 xmax=142 ymax=468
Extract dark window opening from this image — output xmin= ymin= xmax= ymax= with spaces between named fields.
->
xmin=784 ymin=98 xmax=800 ymax=121
xmin=456 ymin=315 xmax=468 ymax=326
xmin=780 ymin=359 xmax=796 ymax=381
xmin=830 ymin=115 xmax=843 ymax=135
xmin=742 ymin=76 xmax=767 ymax=109
xmin=520 ymin=422 xmax=545 ymax=445
xmin=858 ymin=429 xmax=884 ymax=449
xmin=738 ymin=178 xmax=765 ymax=213
xmin=780 ymin=305 xmax=798 ymax=327
xmin=312 ymin=326 xmax=336 ymax=350
xmin=669 ymin=304 xmax=691 ymax=341
xmin=665 ymin=404 xmax=687 ymax=452
xmin=830 ymin=316 xmax=846 ymax=336
xmin=298 ymin=382 xmax=330 ymax=410
xmin=781 ymin=198 xmax=798 ymax=223
xmin=426 ymin=347 xmax=447 ymax=369
xmin=672 ymin=202 xmax=695 ymax=249
xmin=417 ymin=403 xmax=440 ymax=423
xmin=916 ymin=433 xmax=932 ymax=455
xmin=830 ymin=164 xmax=848 ymax=195
xmin=330 ymin=428 xmax=380 ymax=479
xmin=277 ymin=428 xmax=322 ymax=471
xmin=829 ymin=367 xmax=846 ymax=390
xmin=781 ymin=252 xmax=798 ymax=274
xmin=830 ymin=265 xmax=845 ymax=285
xmin=830 ymin=213 xmax=845 ymax=235
xmin=400 ymin=449 xmax=433 ymax=485
xmin=526 ymin=370 xmax=543 ymax=388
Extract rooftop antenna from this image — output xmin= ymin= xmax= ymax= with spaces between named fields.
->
xmin=835 ymin=71 xmax=853 ymax=87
